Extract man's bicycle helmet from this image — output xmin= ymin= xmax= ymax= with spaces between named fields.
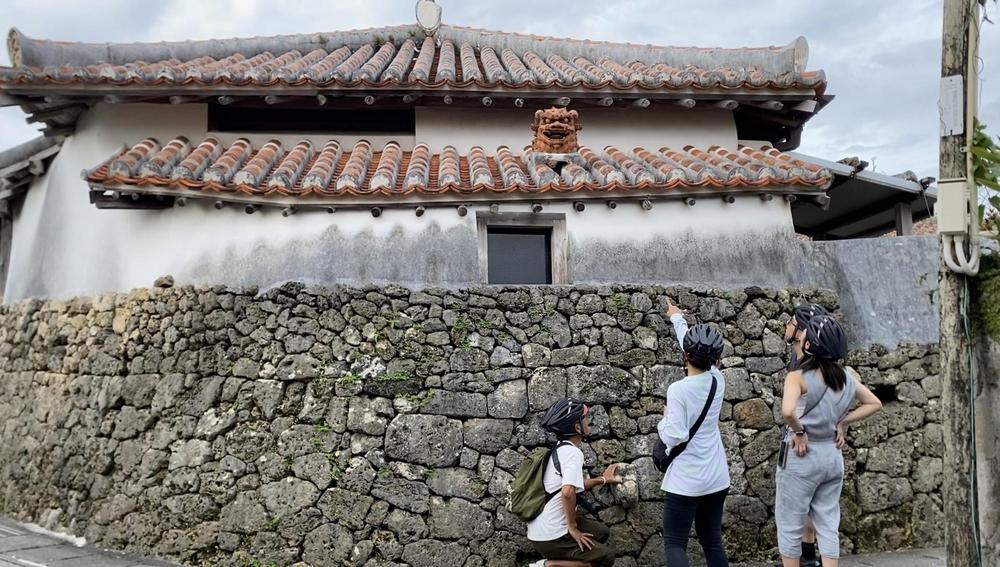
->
xmin=803 ymin=314 xmax=848 ymax=360
xmin=540 ymin=397 xmax=589 ymax=437
xmin=683 ymin=323 xmax=724 ymax=361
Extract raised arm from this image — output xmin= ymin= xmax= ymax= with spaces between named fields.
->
xmin=665 ymin=297 xmax=689 ymax=345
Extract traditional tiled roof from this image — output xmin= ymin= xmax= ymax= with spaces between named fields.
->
xmin=2 ymin=25 xmax=825 ymax=96
xmin=0 ymin=135 xmax=62 ymax=200
xmin=84 ymin=136 xmax=832 ymax=208
xmin=882 ymin=218 xmax=938 ymax=237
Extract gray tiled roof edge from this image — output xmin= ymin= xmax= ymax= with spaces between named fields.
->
xmin=7 ymin=24 xmax=810 ymax=75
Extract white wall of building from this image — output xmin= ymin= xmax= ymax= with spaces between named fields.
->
xmin=416 ymin=107 xmax=737 ymax=153
xmin=4 ymin=102 xmax=790 ymax=300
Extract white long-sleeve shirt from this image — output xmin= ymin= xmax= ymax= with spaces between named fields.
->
xmin=657 ymin=314 xmax=731 ymax=496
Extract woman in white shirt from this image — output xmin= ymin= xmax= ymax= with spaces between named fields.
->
xmin=659 ymin=300 xmax=730 ymax=567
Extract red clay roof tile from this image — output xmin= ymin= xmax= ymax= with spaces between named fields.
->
xmin=85 ymin=136 xmax=833 ymax=208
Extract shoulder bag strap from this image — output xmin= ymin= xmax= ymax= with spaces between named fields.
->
xmin=664 ymin=376 xmax=718 ymax=467
xmin=801 ymin=383 xmax=829 ymax=419
xmin=783 ymin=379 xmax=828 ymax=437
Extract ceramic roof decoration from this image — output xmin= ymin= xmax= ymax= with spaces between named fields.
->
xmin=531 ymin=107 xmax=583 ymax=154
xmin=83 ymin=136 xmax=833 ymax=209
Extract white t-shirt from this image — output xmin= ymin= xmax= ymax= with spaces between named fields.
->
xmin=526 ymin=442 xmax=586 ymax=542
xmin=657 ymin=314 xmax=731 ymax=496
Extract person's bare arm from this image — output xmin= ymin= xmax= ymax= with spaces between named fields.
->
xmin=781 ymin=370 xmax=806 ymax=431
xmin=583 ymin=464 xmax=621 ymax=490
xmin=561 ymin=485 xmax=593 ymax=551
xmin=782 ymin=370 xmax=812 ymax=456
xmin=840 ymin=379 xmax=882 ymax=426
xmin=664 ymin=298 xmax=688 ymax=345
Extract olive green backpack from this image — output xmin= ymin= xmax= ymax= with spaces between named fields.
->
xmin=507 ymin=441 xmax=571 ymax=522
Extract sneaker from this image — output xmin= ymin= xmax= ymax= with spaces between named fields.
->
xmin=529 ymin=561 xmax=546 ymax=567
xmin=802 ymin=560 xmax=821 ymax=567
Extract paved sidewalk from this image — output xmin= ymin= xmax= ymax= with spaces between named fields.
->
xmin=0 ymin=519 xmax=178 ymax=567
xmin=1 ymin=515 xmax=944 ymax=567
xmin=737 ymin=548 xmax=945 ymax=567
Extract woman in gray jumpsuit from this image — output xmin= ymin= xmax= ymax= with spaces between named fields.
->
xmin=775 ymin=315 xmax=883 ymax=567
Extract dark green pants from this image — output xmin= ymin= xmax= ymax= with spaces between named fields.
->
xmin=530 ymin=516 xmax=614 ymax=566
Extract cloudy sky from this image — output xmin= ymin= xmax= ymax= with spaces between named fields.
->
xmin=1 ymin=0 xmax=999 ymax=180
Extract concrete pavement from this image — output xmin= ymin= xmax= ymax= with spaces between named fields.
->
xmin=736 ymin=548 xmax=946 ymax=567
xmin=1 ymin=515 xmax=944 ymax=567
xmin=0 ymin=519 xmax=178 ymax=567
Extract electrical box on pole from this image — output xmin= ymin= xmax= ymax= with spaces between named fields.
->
xmin=937 ymin=178 xmax=972 ymax=234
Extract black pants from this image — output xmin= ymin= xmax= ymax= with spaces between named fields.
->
xmin=662 ymin=488 xmax=729 ymax=567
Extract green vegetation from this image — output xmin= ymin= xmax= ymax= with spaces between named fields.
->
xmin=378 ymin=369 xmax=412 ymax=382
xmin=972 ymin=120 xmax=1000 ymax=340
xmin=328 ymin=452 xmax=349 ymax=482
xmin=453 ymin=315 xmax=472 ymax=335
xmin=264 ymin=516 xmax=280 ymax=531
xmin=337 ymin=372 xmax=360 ymax=384
xmin=976 ymin=253 xmax=1000 ymax=341
xmin=972 ymin=119 xmax=999 ymax=234
xmin=610 ymin=293 xmax=632 ymax=312
xmin=398 ymin=391 xmax=432 ymax=408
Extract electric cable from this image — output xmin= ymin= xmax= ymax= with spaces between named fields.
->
xmin=960 ymin=275 xmax=984 ymax=567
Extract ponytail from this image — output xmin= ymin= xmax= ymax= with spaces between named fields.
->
xmin=799 ymin=356 xmax=847 ymax=391
xmin=683 ymin=351 xmax=716 ymax=372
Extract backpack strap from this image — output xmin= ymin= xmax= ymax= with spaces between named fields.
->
xmin=549 ymin=440 xmax=574 ymax=478
xmin=662 ymin=375 xmax=717 ymax=470
xmin=546 ymin=440 xmax=603 ymax=517
xmin=543 ymin=440 xmax=575 ymax=505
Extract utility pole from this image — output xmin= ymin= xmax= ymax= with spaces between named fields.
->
xmin=938 ymin=0 xmax=981 ymax=565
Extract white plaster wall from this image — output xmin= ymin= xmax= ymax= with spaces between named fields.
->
xmin=5 ymin=102 xmax=786 ymax=301
xmin=415 ymin=107 xmax=737 ymax=153
xmin=523 ymin=198 xmax=792 ymax=242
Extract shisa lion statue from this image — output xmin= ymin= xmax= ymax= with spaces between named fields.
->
xmin=531 ymin=107 xmax=582 ymax=154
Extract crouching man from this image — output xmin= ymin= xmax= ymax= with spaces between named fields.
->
xmin=527 ymin=397 xmax=620 ymax=567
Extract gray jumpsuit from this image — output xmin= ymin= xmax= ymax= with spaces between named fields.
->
xmin=775 ymin=369 xmax=857 ymax=559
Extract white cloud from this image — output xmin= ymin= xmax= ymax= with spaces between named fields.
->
xmin=0 ymin=107 xmax=41 ymax=148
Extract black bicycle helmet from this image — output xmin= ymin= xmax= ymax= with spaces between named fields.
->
xmin=540 ymin=397 xmax=589 ymax=437
xmin=803 ymin=314 xmax=848 ymax=360
xmin=682 ymin=323 xmax=724 ymax=361
xmin=792 ymin=303 xmax=830 ymax=329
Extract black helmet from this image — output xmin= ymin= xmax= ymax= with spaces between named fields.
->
xmin=803 ymin=315 xmax=848 ymax=360
xmin=540 ymin=397 xmax=589 ymax=437
xmin=683 ymin=323 xmax=724 ymax=361
xmin=793 ymin=303 xmax=830 ymax=329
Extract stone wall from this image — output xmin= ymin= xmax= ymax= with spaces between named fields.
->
xmin=0 ymin=283 xmax=943 ymax=566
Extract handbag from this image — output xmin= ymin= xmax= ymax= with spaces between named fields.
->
xmin=653 ymin=375 xmax=718 ymax=473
